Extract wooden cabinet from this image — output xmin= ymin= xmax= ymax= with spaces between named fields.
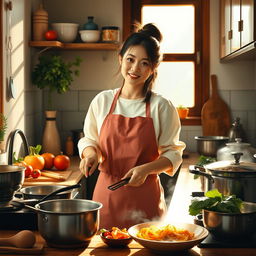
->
xmin=220 ymin=0 xmax=255 ymax=61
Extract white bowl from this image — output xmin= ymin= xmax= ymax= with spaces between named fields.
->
xmin=79 ymin=30 xmax=100 ymax=43
xmin=128 ymin=221 xmax=209 ymax=253
xmin=52 ymin=23 xmax=79 ymax=43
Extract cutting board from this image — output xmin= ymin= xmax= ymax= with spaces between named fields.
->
xmin=23 ymin=169 xmax=73 ymax=186
xmin=201 ymin=74 xmax=231 ymax=136
xmin=0 ymin=243 xmax=44 ymax=254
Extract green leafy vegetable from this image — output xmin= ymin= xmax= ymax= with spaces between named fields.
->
xmin=189 ymin=189 xmax=243 ymax=216
xmin=193 ymin=155 xmax=216 ymax=179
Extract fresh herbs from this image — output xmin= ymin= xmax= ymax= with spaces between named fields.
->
xmin=193 ymin=155 xmax=216 ymax=179
xmin=189 ymin=189 xmax=243 ymax=216
xmin=32 ymin=54 xmax=82 ymax=110
xmin=0 ymin=113 xmax=7 ymax=141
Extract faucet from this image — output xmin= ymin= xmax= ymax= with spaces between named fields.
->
xmin=6 ymin=129 xmax=29 ymax=164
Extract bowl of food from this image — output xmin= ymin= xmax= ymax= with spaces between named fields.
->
xmin=51 ymin=23 xmax=79 ymax=43
xmin=79 ymin=30 xmax=100 ymax=43
xmin=128 ymin=221 xmax=208 ymax=252
xmin=100 ymin=227 xmax=133 ymax=247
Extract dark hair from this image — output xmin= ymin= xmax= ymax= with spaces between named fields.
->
xmin=119 ymin=23 xmax=163 ymax=102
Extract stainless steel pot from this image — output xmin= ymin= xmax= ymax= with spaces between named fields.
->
xmin=0 ymin=165 xmax=25 ymax=205
xmin=189 ymin=153 xmax=256 ymax=202
xmin=20 ymin=185 xmax=78 ymax=200
xmin=194 ymin=136 xmax=229 ymax=157
xmin=26 ymin=199 xmax=102 ymax=248
xmin=203 ymin=202 xmax=256 ymax=241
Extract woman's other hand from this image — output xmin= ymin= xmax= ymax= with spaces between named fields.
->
xmin=122 ymin=166 xmax=148 ymax=187
xmin=79 ymin=147 xmax=98 ymax=177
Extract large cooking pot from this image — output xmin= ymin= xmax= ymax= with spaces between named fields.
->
xmin=203 ymin=202 xmax=256 ymax=241
xmin=0 ymin=165 xmax=25 ymax=205
xmin=25 ymin=199 xmax=102 ymax=248
xmin=189 ymin=152 xmax=256 ymax=202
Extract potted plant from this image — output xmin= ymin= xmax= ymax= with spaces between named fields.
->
xmin=176 ymin=105 xmax=189 ymax=119
xmin=31 ymin=54 xmax=82 ymax=154
xmin=0 ymin=113 xmax=7 ymax=151
xmin=32 ymin=54 xmax=82 ymax=110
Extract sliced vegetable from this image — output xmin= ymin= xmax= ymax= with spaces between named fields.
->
xmin=100 ymin=227 xmax=131 ymax=239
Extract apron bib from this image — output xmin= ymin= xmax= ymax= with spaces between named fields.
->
xmin=93 ymin=89 xmax=166 ymax=229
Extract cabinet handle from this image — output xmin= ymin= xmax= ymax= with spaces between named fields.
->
xmin=238 ymin=20 xmax=243 ymax=32
xmin=196 ymin=51 xmax=200 ymax=65
xmin=228 ymin=30 xmax=233 ymax=40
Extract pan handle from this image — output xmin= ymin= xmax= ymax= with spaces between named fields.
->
xmin=10 ymin=200 xmax=38 ymax=212
xmin=189 ymin=165 xmax=214 ymax=183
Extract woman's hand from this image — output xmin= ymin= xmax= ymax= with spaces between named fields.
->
xmin=79 ymin=147 xmax=98 ymax=177
xmin=122 ymin=166 xmax=148 ymax=187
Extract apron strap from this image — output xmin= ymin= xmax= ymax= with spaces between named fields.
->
xmin=108 ymin=88 xmax=122 ymax=115
xmin=108 ymin=88 xmax=151 ymax=118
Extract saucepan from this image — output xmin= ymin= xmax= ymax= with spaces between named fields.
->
xmin=0 ymin=165 xmax=25 ymax=205
xmin=19 ymin=184 xmax=79 ymax=200
xmin=12 ymin=188 xmax=103 ymax=248
xmin=203 ymin=201 xmax=256 ymax=241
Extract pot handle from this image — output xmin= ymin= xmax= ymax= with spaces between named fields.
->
xmin=10 ymin=200 xmax=38 ymax=212
xmin=189 ymin=165 xmax=214 ymax=183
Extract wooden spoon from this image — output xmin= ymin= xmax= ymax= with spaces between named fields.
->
xmin=0 ymin=230 xmax=36 ymax=248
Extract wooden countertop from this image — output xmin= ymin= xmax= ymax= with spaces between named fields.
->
xmin=23 ymin=157 xmax=82 ymax=187
xmin=0 ymin=231 xmax=254 ymax=256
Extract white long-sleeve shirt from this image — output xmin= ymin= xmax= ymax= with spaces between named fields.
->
xmin=78 ymin=88 xmax=186 ymax=174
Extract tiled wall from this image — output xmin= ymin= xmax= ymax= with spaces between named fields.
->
xmin=34 ymin=88 xmax=256 ymax=154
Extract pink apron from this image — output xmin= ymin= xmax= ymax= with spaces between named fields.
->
xmin=93 ymin=89 xmax=166 ymax=229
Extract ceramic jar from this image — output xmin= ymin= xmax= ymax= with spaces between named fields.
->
xmin=33 ymin=4 xmax=48 ymax=41
xmin=83 ymin=16 xmax=98 ymax=30
xmin=42 ymin=111 xmax=61 ymax=155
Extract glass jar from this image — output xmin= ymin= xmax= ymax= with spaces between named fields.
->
xmin=217 ymin=138 xmax=256 ymax=163
xmin=102 ymin=26 xmax=120 ymax=43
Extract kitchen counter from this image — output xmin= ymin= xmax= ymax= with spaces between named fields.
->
xmin=1 ymin=152 xmax=255 ymax=255
xmin=0 ymin=231 xmax=254 ymax=256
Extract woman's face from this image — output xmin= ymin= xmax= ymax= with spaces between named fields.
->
xmin=119 ymin=45 xmax=153 ymax=88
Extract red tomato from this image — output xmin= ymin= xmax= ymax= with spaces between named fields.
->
xmin=24 ymin=164 xmax=33 ymax=178
xmin=45 ymin=30 xmax=57 ymax=40
xmin=41 ymin=153 xmax=55 ymax=169
xmin=54 ymin=155 xmax=70 ymax=171
xmin=31 ymin=169 xmax=41 ymax=178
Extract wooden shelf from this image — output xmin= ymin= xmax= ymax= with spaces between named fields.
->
xmin=29 ymin=41 xmax=120 ymax=51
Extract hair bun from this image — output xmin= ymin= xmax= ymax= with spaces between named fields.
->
xmin=139 ymin=23 xmax=162 ymax=43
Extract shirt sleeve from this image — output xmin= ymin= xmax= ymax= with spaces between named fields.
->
xmin=77 ymin=95 xmax=101 ymax=159
xmin=157 ymin=99 xmax=186 ymax=175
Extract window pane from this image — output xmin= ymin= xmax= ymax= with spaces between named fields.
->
xmin=142 ymin=5 xmax=195 ymax=53
xmin=153 ymin=62 xmax=194 ymax=107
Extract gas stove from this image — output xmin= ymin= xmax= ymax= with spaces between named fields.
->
xmin=0 ymin=195 xmax=37 ymax=230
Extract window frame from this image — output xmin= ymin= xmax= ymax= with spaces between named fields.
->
xmin=123 ymin=0 xmax=210 ymax=125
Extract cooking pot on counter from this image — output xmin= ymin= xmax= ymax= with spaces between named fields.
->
xmin=189 ymin=152 xmax=256 ymax=203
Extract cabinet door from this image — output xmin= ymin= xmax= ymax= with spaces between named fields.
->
xmin=220 ymin=0 xmax=232 ymax=57
xmin=241 ymin=0 xmax=254 ymax=47
xmin=231 ymin=0 xmax=241 ymax=52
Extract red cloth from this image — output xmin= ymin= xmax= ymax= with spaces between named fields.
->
xmin=93 ymin=89 xmax=166 ymax=229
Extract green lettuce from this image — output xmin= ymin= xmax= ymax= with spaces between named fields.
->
xmin=189 ymin=189 xmax=243 ymax=216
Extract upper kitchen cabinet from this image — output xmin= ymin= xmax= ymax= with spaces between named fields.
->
xmin=220 ymin=0 xmax=255 ymax=61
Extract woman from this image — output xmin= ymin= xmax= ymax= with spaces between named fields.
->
xmin=78 ymin=23 xmax=185 ymax=229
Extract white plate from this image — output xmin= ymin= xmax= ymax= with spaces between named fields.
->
xmin=128 ymin=221 xmax=208 ymax=252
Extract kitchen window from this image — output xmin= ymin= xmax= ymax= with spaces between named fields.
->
xmin=123 ymin=0 xmax=210 ymax=125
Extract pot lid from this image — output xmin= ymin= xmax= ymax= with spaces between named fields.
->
xmin=204 ymin=152 xmax=256 ymax=176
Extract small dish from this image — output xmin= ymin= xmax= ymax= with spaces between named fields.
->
xmin=100 ymin=233 xmax=133 ymax=247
